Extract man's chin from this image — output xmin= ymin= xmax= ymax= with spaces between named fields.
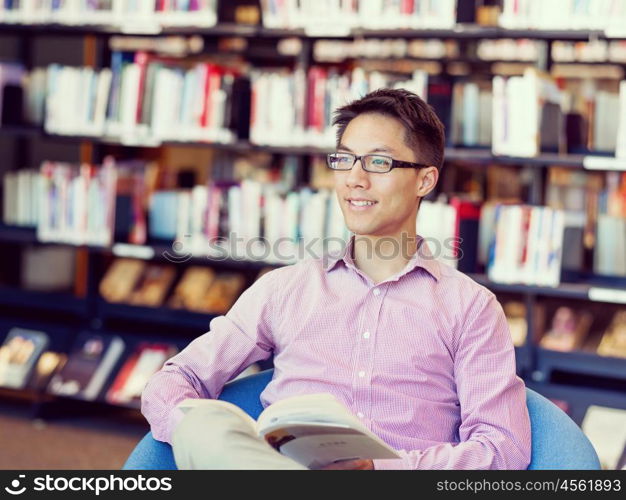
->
xmin=346 ymin=225 xmax=376 ymax=236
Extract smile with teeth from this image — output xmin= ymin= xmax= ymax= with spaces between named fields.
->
xmin=349 ymin=200 xmax=377 ymax=206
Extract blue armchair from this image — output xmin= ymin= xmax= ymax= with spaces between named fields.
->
xmin=123 ymin=369 xmax=600 ymax=470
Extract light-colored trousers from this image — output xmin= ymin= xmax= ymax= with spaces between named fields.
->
xmin=172 ymin=401 xmax=308 ymax=470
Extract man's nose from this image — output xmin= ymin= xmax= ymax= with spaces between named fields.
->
xmin=345 ymin=157 xmax=370 ymax=188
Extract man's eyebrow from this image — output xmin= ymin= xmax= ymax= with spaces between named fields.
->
xmin=370 ymin=146 xmax=395 ymax=154
xmin=337 ymin=144 xmax=396 ymax=154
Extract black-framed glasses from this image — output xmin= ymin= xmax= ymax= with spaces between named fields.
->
xmin=326 ymin=152 xmax=430 ymax=173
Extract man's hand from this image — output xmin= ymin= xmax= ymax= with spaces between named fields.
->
xmin=320 ymin=459 xmax=374 ymax=470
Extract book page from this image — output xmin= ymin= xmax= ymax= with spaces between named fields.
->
xmin=256 ymin=393 xmax=400 ymax=467
xmin=257 ymin=393 xmax=367 ymax=433
xmin=278 ymin=433 xmax=399 ymax=469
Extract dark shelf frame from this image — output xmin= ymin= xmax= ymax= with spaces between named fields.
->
xmin=0 ymin=285 xmax=88 ymax=316
xmin=97 ymin=300 xmax=216 ymax=332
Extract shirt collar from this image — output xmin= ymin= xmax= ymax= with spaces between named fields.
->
xmin=323 ymin=234 xmax=441 ymax=282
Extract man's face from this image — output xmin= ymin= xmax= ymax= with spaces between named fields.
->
xmin=333 ymin=112 xmax=437 ymax=238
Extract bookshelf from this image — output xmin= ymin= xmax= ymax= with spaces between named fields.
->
xmin=1 ymin=1 xmax=626 ymax=441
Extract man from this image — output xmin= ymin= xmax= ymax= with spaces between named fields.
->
xmin=141 ymin=88 xmax=531 ymax=470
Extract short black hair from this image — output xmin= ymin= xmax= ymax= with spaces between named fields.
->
xmin=332 ymin=88 xmax=445 ymax=170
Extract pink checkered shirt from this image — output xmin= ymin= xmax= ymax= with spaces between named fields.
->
xmin=142 ymin=236 xmax=531 ymax=469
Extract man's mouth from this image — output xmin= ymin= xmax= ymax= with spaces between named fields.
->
xmin=347 ymin=198 xmax=378 ymax=209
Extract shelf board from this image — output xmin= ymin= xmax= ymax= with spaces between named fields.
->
xmin=0 ymin=286 xmax=87 ymax=315
xmin=468 ymin=274 xmax=592 ymax=299
xmin=535 ymin=348 xmax=626 ymax=383
xmin=526 ymin=381 xmax=626 ymax=424
xmin=0 ymin=225 xmax=38 ymax=244
xmin=5 ymin=126 xmax=626 ymax=169
xmin=97 ymin=300 xmax=217 ymax=331
xmin=0 ymin=386 xmax=44 ymax=403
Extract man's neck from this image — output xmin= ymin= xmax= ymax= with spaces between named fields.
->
xmin=352 ymin=231 xmax=419 ymax=285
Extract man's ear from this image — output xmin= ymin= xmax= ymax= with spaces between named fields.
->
xmin=417 ymin=167 xmax=439 ymax=197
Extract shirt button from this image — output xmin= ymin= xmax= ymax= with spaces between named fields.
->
xmin=373 ymin=288 xmax=381 ymax=296
xmin=362 ymin=331 xmax=370 ymax=339
xmin=357 ymin=412 xmax=364 ymax=418
xmin=358 ymin=371 xmax=366 ymax=378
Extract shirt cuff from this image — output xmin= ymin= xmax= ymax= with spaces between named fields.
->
xmin=373 ymin=459 xmax=405 ymax=470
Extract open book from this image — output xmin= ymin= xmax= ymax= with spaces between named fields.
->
xmin=177 ymin=393 xmax=400 ymax=469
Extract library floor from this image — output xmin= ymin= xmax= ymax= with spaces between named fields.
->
xmin=0 ymin=402 xmax=148 ymax=469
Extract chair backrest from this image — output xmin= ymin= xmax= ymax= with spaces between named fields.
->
xmin=525 ymin=388 xmax=600 ymax=470
xmin=124 ymin=370 xmax=601 ymax=470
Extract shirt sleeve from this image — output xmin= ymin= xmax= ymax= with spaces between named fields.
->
xmin=141 ymin=270 xmax=278 ymax=444
xmin=373 ymin=291 xmax=532 ymax=470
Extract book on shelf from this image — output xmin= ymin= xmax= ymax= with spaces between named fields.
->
xmin=486 ymin=204 xmax=565 ymax=287
xmin=503 ymin=301 xmax=528 ymax=347
xmin=0 ymin=0 xmax=218 ymax=29
xmin=477 ymin=38 xmax=541 ymax=62
xmin=552 ymin=39 xmax=626 ymax=64
xmin=250 ymin=66 xmax=427 ymax=148
xmin=47 ymin=331 xmax=125 ymax=401
xmin=3 ymin=157 xmax=159 ymax=247
xmin=492 ymin=68 xmax=564 ymax=158
xmin=127 ymin=264 xmax=177 ymax=308
xmin=99 ymin=258 xmax=147 ymax=304
xmin=259 ymin=0 xmax=456 ymax=31
xmin=174 ymin=269 xmax=246 ymax=315
xmin=37 ymin=159 xmax=118 ymax=246
xmin=503 ymin=300 xmax=546 ymax=347
xmin=149 ymin=190 xmax=179 ymax=240
xmin=163 ymin=176 xmax=350 ymax=264
xmin=168 ymin=266 xmax=216 ymax=311
xmin=105 ymin=342 xmax=177 ymax=408
xmin=545 ymin=166 xmax=604 ymax=273
xmin=313 ymin=38 xmax=459 ymax=63
xmin=100 ymin=258 xmax=247 ymax=315
xmin=28 ymin=351 xmax=68 ymax=392
xmin=0 ymin=327 xmax=49 ymax=390
xmin=21 ymin=246 xmax=76 ymax=292
xmin=581 ymin=405 xmax=626 ymax=470
xmin=2 ymin=169 xmax=41 ymax=228
xmin=594 ymin=171 xmax=626 ymax=277
xmin=499 ymin=0 xmax=626 ymax=33
xmin=539 ymin=306 xmax=592 ymax=352
xmin=43 ymin=54 xmax=248 ymax=144
xmin=617 ymin=81 xmax=626 ymax=159
xmin=0 ymin=62 xmax=25 ymax=126
xmin=416 ymin=197 xmax=480 ymax=271
xmin=450 ymin=80 xmax=492 ymax=148
xmin=177 ymin=392 xmax=400 ymax=469
xmin=202 ymin=273 xmax=246 ymax=314
xmin=596 ymin=310 xmax=626 ymax=359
